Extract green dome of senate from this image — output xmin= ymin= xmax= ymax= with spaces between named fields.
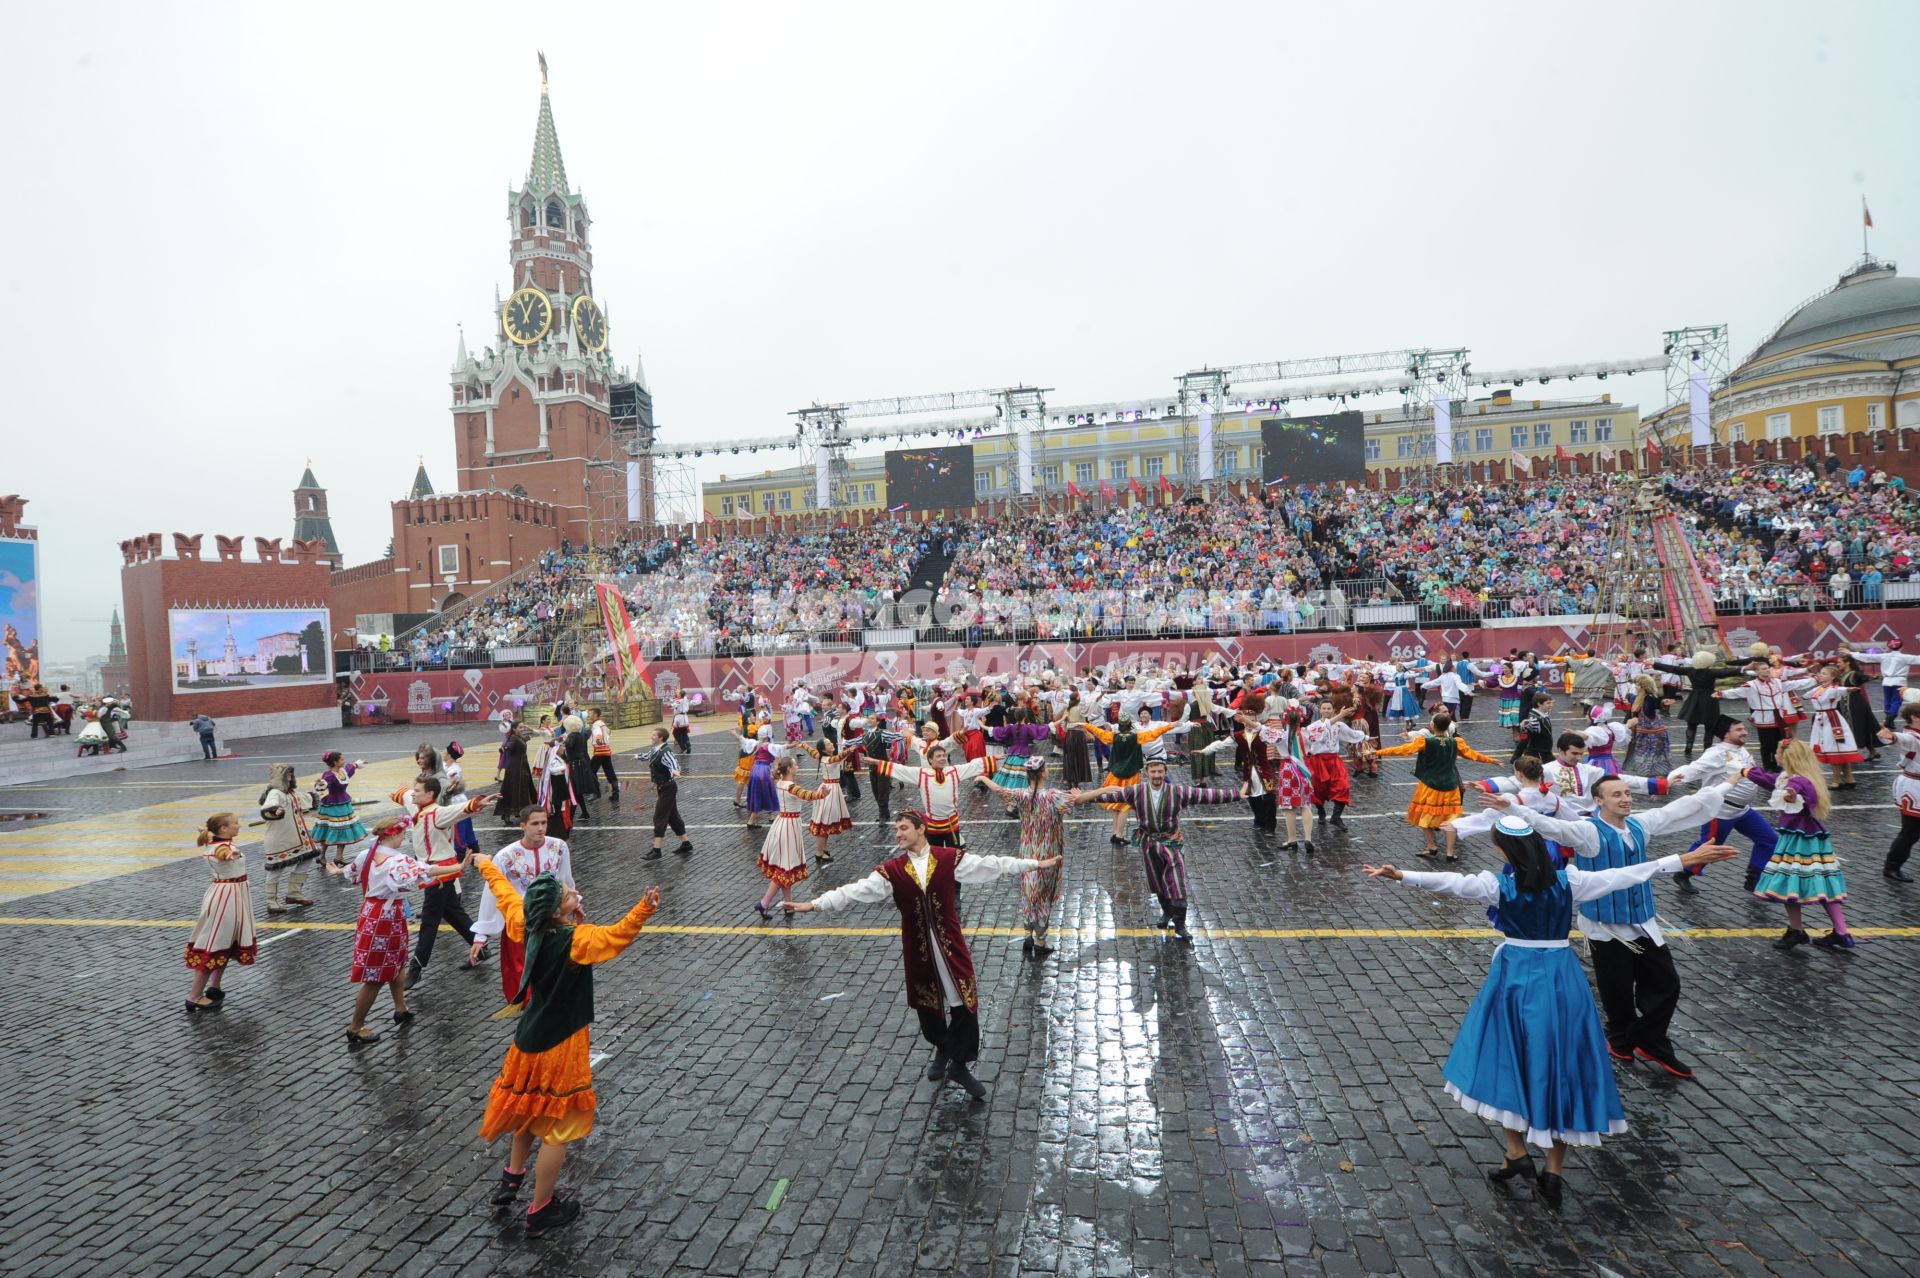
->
xmin=1745 ymin=259 xmax=1920 ymax=366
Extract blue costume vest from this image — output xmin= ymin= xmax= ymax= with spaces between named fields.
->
xmin=1486 ymin=867 xmax=1572 ymax=939
xmin=1574 ymin=815 xmax=1653 ymax=926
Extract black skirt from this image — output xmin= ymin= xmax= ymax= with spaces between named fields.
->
xmin=1059 ymin=725 xmax=1093 ymax=786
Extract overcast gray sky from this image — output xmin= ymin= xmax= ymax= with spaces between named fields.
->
xmin=7 ymin=0 xmax=1915 ymax=664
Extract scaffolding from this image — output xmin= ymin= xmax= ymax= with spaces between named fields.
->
xmin=1584 ymin=476 xmax=1671 ymax=655
xmin=650 ymin=458 xmax=702 ymax=527
xmin=1658 ymin=325 xmax=1732 ymax=454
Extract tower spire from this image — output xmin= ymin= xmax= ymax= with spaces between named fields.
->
xmin=526 ymin=53 xmax=569 ymax=196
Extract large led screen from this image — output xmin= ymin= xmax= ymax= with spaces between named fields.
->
xmin=0 ymin=536 xmax=38 ymax=685
xmin=169 ymin=608 xmax=331 ymax=693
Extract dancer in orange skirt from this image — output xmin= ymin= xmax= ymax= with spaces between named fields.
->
xmin=476 ymin=859 xmax=660 ymax=1236
xmin=1374 ymin=712 xmax=1500 ymax=862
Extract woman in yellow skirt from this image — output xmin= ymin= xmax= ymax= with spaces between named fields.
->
xmin=1374 ymin=712 xmax=1500 ymax=862
xmin=475 ymin=858 xmax=661 ymax=1236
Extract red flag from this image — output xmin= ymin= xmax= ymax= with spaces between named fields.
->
xmin=1642 ymin=437 xmax=1660 ymax=457
xmin=1554 ymin=445 xmax=1568 ymax=461
xmin=1099 ymin=480 xmax=1116 ymax=501
xmin=596 ymin=582 xmax=652 ymax=698
xmin=1066 ymin=480 xmax=1085 ymax=500
xmin=1129 ymin=477 xmax=1145 ymax=499
xmin=1157 ymin=474 xmax=1173 ymax=494
xmin=1865 ymin=200 xmax=1874 ymax=229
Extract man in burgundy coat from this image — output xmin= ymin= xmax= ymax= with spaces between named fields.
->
xmin=789 ymin=810 xmax=1060 ymax=1099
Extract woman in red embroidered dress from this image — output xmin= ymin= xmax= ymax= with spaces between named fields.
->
xmin=184 ymin=813 xmax=257 ymax=1013
xmin=339 ymin=818 xmax=466 ymax=1047
xmin=754 ymin=755 xmax=825 ymax=918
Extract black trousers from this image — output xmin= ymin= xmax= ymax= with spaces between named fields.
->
xmin=672 ymin=724 xmax=691 ymax=754
xmin=1457 ymin=690 xmax=1473 ymax=721
xmin=1587 ymin=936 xmax=1681 ymax=1056
xmin=415 ymin=878 xmax=475 ymax=968
xmin=869 ymin=765 xmax=893 ymax=817
xmin=1756 ymin=725 xmax=1783 ymax=771
xmin=651 ymin=780 xmax=685 ymax=839
xmin=1887 ymin=814 xmax=1920 ymax=873
xmin=1247 ymin=793 xmax=1277 ymax=832
xmin=591 ymin=755 xmax=620 ymax=798
xmin=840 ymin=767 xmax=862 ymax=802
xmin=927 ymin=826 xmax=962 ymax=848
xmin=916 ymin=1005 xmax=980 ymax=1066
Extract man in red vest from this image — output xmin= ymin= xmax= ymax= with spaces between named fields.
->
xmin=788 ymin=810 xmax=1061 ymax=1099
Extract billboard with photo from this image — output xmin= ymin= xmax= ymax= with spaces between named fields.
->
xmin=884 ymin=444 xmax=976 ymax=510
xmin=0 ymin=536 xmax=39 ymax=685
xmin=1260 ymin=411 xmax=1367 ymax=485
xmin=168 ymin=608 xmax=331 ymax=693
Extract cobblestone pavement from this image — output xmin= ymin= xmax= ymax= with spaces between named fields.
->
xmin=4 ymin=706 xmax=1919 ymax=1277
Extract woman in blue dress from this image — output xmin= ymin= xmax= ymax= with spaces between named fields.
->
xmin=1365 ymin=815 xmax=1735 ymax=1203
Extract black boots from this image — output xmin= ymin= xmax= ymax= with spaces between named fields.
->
xmin=1489 ymin=1153 xmax=1534 ymax=1183
xmin=1774 ymin=928 xmax=1810 ymax=951
xmin=947 ymin=1063 xmax=987 ymax=1101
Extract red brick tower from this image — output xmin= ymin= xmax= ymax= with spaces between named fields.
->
xmin=446 ymin=54 xmax=651 ymax=544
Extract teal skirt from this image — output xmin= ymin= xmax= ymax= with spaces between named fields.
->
xmin=311 ymin=799 xmax=368 ymax=847
xmin=1754 ymin=829 xmax=1847 ymax=903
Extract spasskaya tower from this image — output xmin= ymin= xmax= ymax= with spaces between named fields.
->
xmin=446 ymin=54 xmax=650 ymax=542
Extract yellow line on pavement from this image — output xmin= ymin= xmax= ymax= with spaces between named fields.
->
xmin=0 ymin=915 xmax=1916 ymax=941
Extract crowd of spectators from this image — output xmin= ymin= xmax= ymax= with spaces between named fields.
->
xmin=397 ymin=522 xmax=943 ymax=664
xmin=1667 ymin=462 xmax=1920 ymax=612
xmin=373 ymin=463 xmax=1920 ymax=668
xmin=405 ymin=542 xmax=679 ymax=665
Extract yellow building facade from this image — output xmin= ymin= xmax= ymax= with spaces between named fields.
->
xmin=700 ymin=392 xmax=1637 ymax=518
xmin=1645 ymin=257 xmax=1920 ymax=447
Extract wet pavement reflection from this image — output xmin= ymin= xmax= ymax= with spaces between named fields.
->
xmin=1 ymin=713 xmax=1918 ymax=1274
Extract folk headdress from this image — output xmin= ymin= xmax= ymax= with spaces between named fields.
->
xmin=514 ymin=872 xmax=568 ymax=1005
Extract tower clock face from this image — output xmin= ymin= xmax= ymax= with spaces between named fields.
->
xmin=571 ymin=295 xmax=608 ymax=353
xmin=502 ymin=287 xmax=553 ymax=345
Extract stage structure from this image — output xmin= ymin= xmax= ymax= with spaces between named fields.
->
xmin=624 ymin=328 xmax=1720 ymax=516
xmin=1657 ymin=325 xmax=1733 ymax=456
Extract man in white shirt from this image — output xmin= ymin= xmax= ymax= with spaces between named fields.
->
xmin=1716 ymin=662 xmax=1814 ymax=770
xmin=471 ymin=806 xmax=576 ymax=1006
xmin=787 ymin=812 xmax=1059 ymax=1100
xmin=1475 ymin=777 xmax=1732 ymax=1079
xmin=1846 ymin=642 xmax=1920 ymax=728
xmin=386 ymin=776 xmax=496 ymax=989
xmin=1664 ymin=721 xmax=1775 ymax=892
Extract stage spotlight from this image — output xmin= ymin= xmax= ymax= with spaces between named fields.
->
xmin=1199 ymin=394 xmax=1209 ymax=405
xmin=1664 ymin=342 xmax=1675 ymax=356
